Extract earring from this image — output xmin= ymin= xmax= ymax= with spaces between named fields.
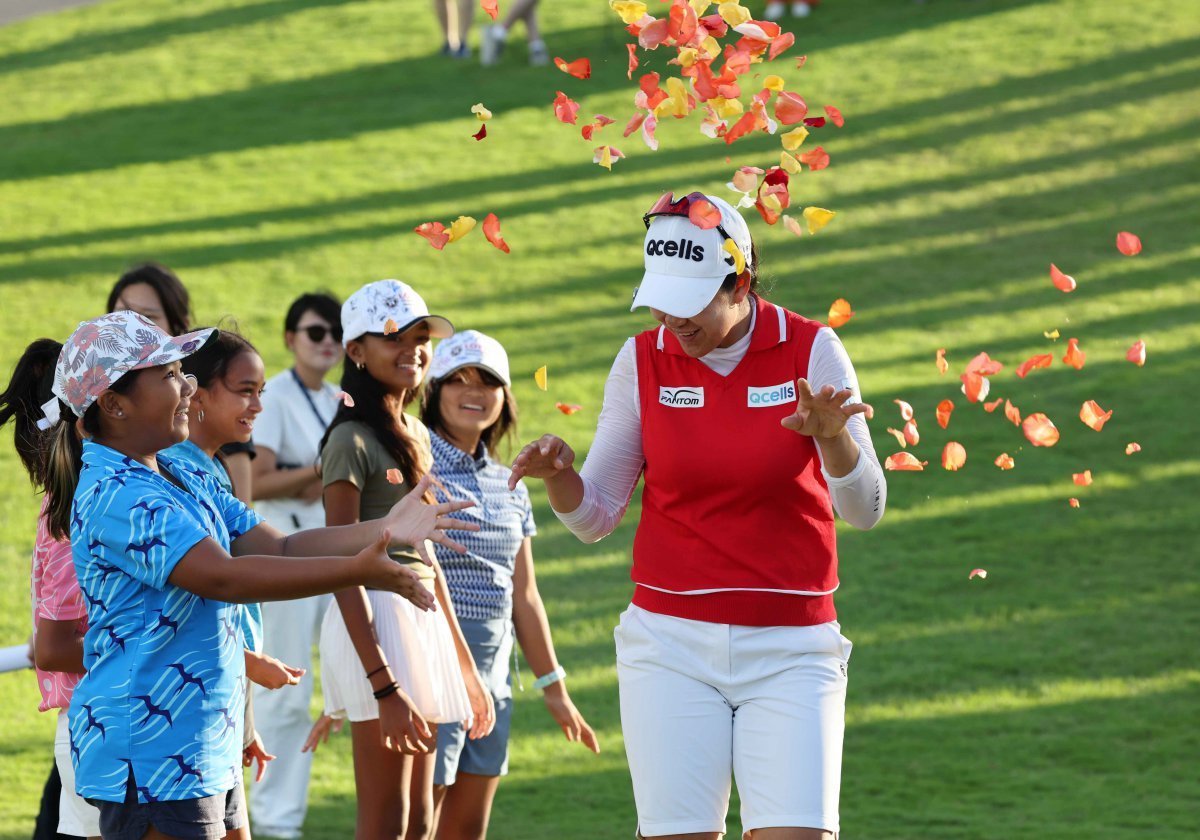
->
xmin=357 ymin=362 xmax=365 ymax=371
xmin=198 ymin=409 xmax=205 ymax=423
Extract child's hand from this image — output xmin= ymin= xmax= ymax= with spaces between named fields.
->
xmin=378 ymin=691 xmax=436 ymax=755
xmin=463 ymin=668 xmax=496 ymax=741
xmin=302 ymin=714 xmax=343 ymax=754
xmin=543 ymin=684 xmax=600 ymax=754
xmin=355 ymin=529 xmax=437 ymax=612
xmin=244 ymin=650 xmax=305 ymax=690
xmin=380 ymin=474 xmax=479 ymax=564
xmin=243 ymin=732 xmax=276 ymax=783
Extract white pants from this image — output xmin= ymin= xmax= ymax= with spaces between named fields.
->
xmin=248 ymin=593 xmax=330 ymax=838
xmin=615 ymin=604 xmax=851 ymax=837
xmin=54 ymin=711 xmax=100 ymax=837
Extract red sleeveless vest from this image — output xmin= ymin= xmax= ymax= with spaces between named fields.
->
xmin=631 ymin=296 xmax=839 ymax=626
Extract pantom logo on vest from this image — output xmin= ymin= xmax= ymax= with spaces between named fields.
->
xmin=659 ymin=386 xmax=705 ymax=408
xmin=747 ymin=381 xmax=797 ymax=407
xmin=645 ymin=238 xmax=705 ymax=262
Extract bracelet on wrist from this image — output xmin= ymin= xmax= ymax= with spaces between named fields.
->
xmin=372 ymin=682 xmax=399 ymax=700
xmin=366 ymin=664 xmax=389 ymax=679
xmin=533 ymin=665 xmax=566 ymax=691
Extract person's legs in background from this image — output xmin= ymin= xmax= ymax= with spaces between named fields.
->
xmin=481 ymin=0 xmax=546 ymax=66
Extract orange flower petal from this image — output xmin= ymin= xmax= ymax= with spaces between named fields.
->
xmin=688 ymin=198 xmax=722 ymax=230
xmin=482 ymin=213 xmax=510 ymax=254
xmin=935 ymin=348 xmax=948 ymax=375
xmin=782 ymin=214 xmax=804 ymax=237
xmin=386 ymin=468 xmax=402 ymax=485
xmin=554 ymin=56 xmax=592 ymax=79
xmin=1022 ymin=413 xmax=1060 ymax=447
xmin=555 ymin=402 xmax=582 ymax=415
xmin=768 ymin=31 xmax=795 ymax=60
xmin=798 ymin=146 xmax=829 ymax=171
xmin=481 ymin=0 xmax=498 ymax=21
xmin=994 ymin=453 xmax=1015 ymax=470
xmin=903 ymin=420 xmax=920 ymax=447
xmin=827 ymin=298 xmax=853 ymax=328
xmin=1125 ymin=442 xmax=1141 ymax=455
xmin=383 ymin=318 xmax=399 ymax=335
xmin=936 ymin=399 xmax=954 ymax=429
xmin=1050 ymin=263 xmax=1076 ymax=293
xmin=1079 ymin=399 xmax=1113 ymax=432
xmin=884 ymin=452 xmax=927 ymax=471
xmin=553 ymin=90 xmax=581 ymax=125
xmin=774 ymin=91 xmax=808 ymax=125
xmin=1062 ymin=338 xmax=1086 ymax=370
xmin=960 ymin=371 xmax=987 ymax=403
xmin=414 ymin=221 xmax=449 ymax=250
xmin=968 ymin=568 xmax=987 ymax=580
xmin=894 ymin=399 xmax=914 ymax=422
xmin=983 ymin=397 xmax=1003 ymax=413
xmin=795 ymin=55 xmax=807 ymax=67
xmin=885 ymin=427 xmax=907 ymax=449
xmin=1016 ymin=353 xmax=1053 ymax=378
xmin=942 ymin=441 xmax=967 ymax=471
xmin=626 ymin=43 xmax=638 ymax=79
xmin=337 ymin=391 xmax=355 ymax=408
xmin=1072 ymin=470 xmax=1093 ymax=486
xmin=824 ymin=105 xmax=845 ymax=127
xmin=1068 ymin=497 xmax=1080 ymax=508
xmin=965 ymin=352 xmax=1003 ymax=376
xmin=1126 ymin=339 xmax=1146 ymax=367
xmin=1116 ymin=231 xmax=1142 ymax=256
xmin=1004 ymin=399 xmax=1022 ymax=427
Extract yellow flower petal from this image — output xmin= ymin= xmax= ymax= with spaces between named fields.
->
xmin=763 ymin=75 xmax=786 ymax=92
xmin=596 ymin=145 xmax=613 ymax=171
xmin=471 ymin=103 xmax=492 ymax=122
xmin=802 ymin=206 xmax=836 ymax=235
xmin=712 ymin=96 xmax=744 ymax=119
xmin=722 ymin=239 xmax=746 ymax=275
xmin=610 ymin=0 xmax=648 ymax=24
xmin=676 ymin=47 xmax=700 ymax=68
xmin=689 ymin=0 xmax=713 ymax=15
xmin=446 ymin=215 xmax=477 ymax=243
xmin=760 ymin=192 xmax=782 ymax=214
xmin=700 ymin=36 xmax=720 ymax=60
xmin=718 ymin=1 xmax=751 ymax=27
xmin=780 ymin=151 xmax=803 ymax=174
xmin=1044 ymin=328 xmax=1060 ymax=340
xmin=781 ymin=126 xmax=809 ymax=151
xmin=534 ymin=365 xmax=548 ymax=391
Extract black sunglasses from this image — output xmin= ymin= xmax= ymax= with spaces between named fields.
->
xmin=297 ymin=324 xmax=342 ymax=343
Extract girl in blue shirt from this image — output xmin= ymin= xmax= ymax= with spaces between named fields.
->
xmin=34 ymin=311 xmax=477 ymax=840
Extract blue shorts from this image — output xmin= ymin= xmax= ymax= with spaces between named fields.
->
xmin=434 ymin=617 xmax=514 ymax=785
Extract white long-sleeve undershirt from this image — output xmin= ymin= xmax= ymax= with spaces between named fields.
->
xmin=555 ymin=311 xmax=887 ymax=543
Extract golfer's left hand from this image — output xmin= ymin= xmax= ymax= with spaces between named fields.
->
xmin=781 ymin=378 xmax=873 ymax=439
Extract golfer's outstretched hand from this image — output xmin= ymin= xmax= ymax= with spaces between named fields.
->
xmin=781 ymin=378 xmax=874 ymax=439
xmin=508 ymin=435 xmax=576 ymax=490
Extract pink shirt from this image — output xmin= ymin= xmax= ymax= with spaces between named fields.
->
xmin=30 ymin=502 xmax=87 ymax=712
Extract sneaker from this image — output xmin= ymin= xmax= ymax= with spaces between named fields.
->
xmin=451 ymin=43 xmax=471 ymax=60
xmin=764 ymin=1 xmax=786 ymax=21
xmin=528 ymin=39 xmax=549 ymax=66
xmin=480 ymin=25 xmax=506 ymax=66
xmin=791 ymin=1 xmax=812 ymax=17
xmin=440 ymin=41 xmax=452 ymax=56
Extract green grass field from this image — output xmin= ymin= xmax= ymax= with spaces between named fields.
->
xmin=1 ymin=0 xmax=1198 ymax=837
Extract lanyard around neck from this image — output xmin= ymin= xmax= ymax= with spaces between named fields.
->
xmin=290 ymin=369 xmax=332 ymax=429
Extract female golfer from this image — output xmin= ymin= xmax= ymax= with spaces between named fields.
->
xmin=35 ymin=310 xmax=476 ymax=840
xmin=509 ymin=192 xmax=887 ymax=839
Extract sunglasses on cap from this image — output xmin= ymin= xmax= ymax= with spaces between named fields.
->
xmin=643 ymin=191 xmax=734 ymax=243
xmin=297 ymin=324 xmax=342 ymax=343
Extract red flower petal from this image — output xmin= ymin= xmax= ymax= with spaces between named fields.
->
xmin=1126 ymin=339 xmax=1146 ymax=367
xmin=337 ymin=391 xmax=355 ymax=408
xmin=472 ymin=123 xmax=487 ymax=141
xmin=824 ymin=105 xmax=845 ymax=127
xmin=798 ymin=146 xmax=829 ymax=171
xmin=1049 ymin=263 xmax=1076 ymax=293
xmin=936 ymin=399 xmax=954 ymax=430
xmin=827 ymin=298 xmax=853 ymax=328
xmin=893 ymin=399 xmax=914 ymax=422
xmin=1116 ymin=231 xmax=1142 ymax=256
xmin=1073 ymin=470 xmax=1093 ymax=486
xmin=555 ymin=402 xmax=583 ymax=415
xmin=902 ymin=420 xmax=919 ymax=447
xmin=942 ymin=441 xmax=967 ymax=471
xmin=688 ymin=198 xmax=722 ymax=230
xmin=968 ymin=568 xmax=987 ymax=580
xmin=994 ymin=453 xmax=1015 ymax=470
xmin=482 ymin=213 xmax=510 ymax=254
xmin=983 ymin=397 xmax=1003 ymax=413
xmin=768 ymin=31 xmax=795 ymax=60
xmin=1068 ymin=497 xmax=1080 ymax=508
xmin=1079 ymin=400 xmax=1112 ymax=431
xmin=885 ymin=427 xmax=906 ymax=449
xmin=1125 ymin=442 xmax=1141 ymax=455
xmin=1004 ymin=399 xmax=1022 ymax=427
xmin=802 ymin=117 xmax=826 ymax=128
xmin=481 ymin=0 xmax=498 ymax=21
xmin=623 ymin=111 xmax=647 ymax=137
xmin=554 ymin=57 xmax=592 ymax=79
xmin=553 ymin=90 xmax=580 ymax=125
xmin=965 ymin=352 xmax=1003 ymax=376
xmin=1062 ymin=338 xmax=1085 ymax=370
xmin=627 ymin=44 xmax=639 ymax=80
xmin=1015 ymin=353 xmax=1053 ymax=378
xmin=723 ymin=110 xmax=758 ymax=144
xmin=638 ymin=17 xmax=670 ymax=49
xmin=774 ymin=91 xmax=809 ymax=125
xmin=386 ymin=468 xmax=402 ymax=484
xmin=1022 ymin=413 xmax=1060 ymax=447
xmin=884 ymin=452 xmax=927 ymax=471
xmin=414 ymin=221 xmax=449 ymax=250
xmin=960 ymin=372 xmax=985 ymax=403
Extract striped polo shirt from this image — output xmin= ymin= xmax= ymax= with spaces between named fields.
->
xmin=429 ymin=430 xmax=536 ymax=621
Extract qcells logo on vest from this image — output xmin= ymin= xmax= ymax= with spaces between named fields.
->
xmin=659 ymin=386 xmax=705 ymax=408
xmin=747 ymin=381 xmax=797 ymax=408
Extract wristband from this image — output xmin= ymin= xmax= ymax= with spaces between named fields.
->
xmin=533 ymin=666 xmax=566 ymax=691
xmin=373 ymin=682 xmax=399 ymax=700
xmin=366 ymin=664 xmax=389 ymax=679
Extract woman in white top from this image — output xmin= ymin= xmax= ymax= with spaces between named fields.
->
xmin=247 ymin=293 xmax=344 ymax=840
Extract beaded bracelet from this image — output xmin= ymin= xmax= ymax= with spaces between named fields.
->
xmin=373 ymin=682 xmax=399 ymax=700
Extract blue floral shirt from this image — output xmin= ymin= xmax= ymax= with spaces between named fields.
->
xmin=163 ymin=440 xmax=263 ymax=653
xmin=68 ymin=440 xmax=262 ymax=803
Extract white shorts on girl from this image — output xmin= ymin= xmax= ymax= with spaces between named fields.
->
xmin=320 ymin=588 xmax=472 ymax=724
xmin=54 ymin=711 xmax=101 ymax=837
xmin=615 ymin=604 xmax=852 ymax=837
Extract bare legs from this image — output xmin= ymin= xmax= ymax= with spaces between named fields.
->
xmin=431 ymin=772 xmax=501 ymax=839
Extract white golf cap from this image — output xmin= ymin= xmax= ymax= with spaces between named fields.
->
xmin=341 ymin=279 xmax=453 ymax=346
xmin=631 ymin=193 xmax=754 ymax=319
xmin=428 ymin=329 xmax=511 ymax=386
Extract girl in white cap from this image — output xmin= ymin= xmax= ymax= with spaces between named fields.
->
xmin=510 ymin=193 xmax=887 ymax=840
xmin=419 ymin=330 xmax=599 ymax=837
xmin=23 ymin=310 xmax=476 ymax=840
xmin=315 ymin=280 xmax=496 ymax=839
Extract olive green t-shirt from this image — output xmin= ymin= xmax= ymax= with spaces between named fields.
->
xmin=321 ymin=417 xmax=435 ymax=581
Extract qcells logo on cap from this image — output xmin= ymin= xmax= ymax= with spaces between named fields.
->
xmin=747 ymin=382 xmax=797 ymax=408
xmin=659 ymin=386 xmax=704 ymax=408
xmin=646 ymin=238 xmax=706 ymax=262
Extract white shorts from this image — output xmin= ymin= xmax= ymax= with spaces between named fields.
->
xmin=615 ymin=604 xmax=851 ymax=837
xmin=54 ymin=710 xmax=101 ymax=837
xmin=319 ymin=588 xmax=472 ymax=725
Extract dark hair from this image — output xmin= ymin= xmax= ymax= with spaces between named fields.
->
xmin=420 ymin=367 xmax=518 ymax=458
xmin=321 ymin=350 xmax=429 ymax=494
xmin=0 ymin=338 xmax=63 ymax=487
xmin=44 ymin=370 xmax=141 ymax=540
xmin=106 ymin=263 xmax=192 ymax=336
xmin=284 ymin=292 xmax=341 ymax=334
xmin=181 ymin=327 xmax=258 ymax=389
xmin=719 ymin=239 xmax=762 ymax=296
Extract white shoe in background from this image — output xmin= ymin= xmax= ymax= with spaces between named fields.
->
xmin=528 ymin=39 xmax=549 ymax=66
xmin=792 ymin=1 xmax=812 ymax=17
xmin=480 ymin=25 xmax=506 ymax=66
xmin=764 ymin=1 xmax=786 ymax=21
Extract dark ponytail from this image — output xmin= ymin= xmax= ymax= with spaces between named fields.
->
xmin=321 ymin=357 xmax=430 ymax=494
xmin=0 ymin=338 xmax=62 ymax=488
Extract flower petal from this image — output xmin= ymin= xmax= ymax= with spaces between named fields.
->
xmin=803 ymin=206 xmax=836 ymax=234
xmin=556 ymin=403 xmax=582 ymax=415
xmin=610 ymin=0 xmax=648 ymax=25
xmin=798 ymin=145 xmax=829 ymax=171
xmin=824 ymin=105 xmax=845 ymax=127
xmin=534 ymin=365 xmax=548 ymax=391
xmin=1116 ymin=231 xmax=1142 ymax=256
xmin=968 ymin=568 xmax=987 ymax=580
xmin=983 ymin=397 xmax=1003 ymax=413
xmin=903 ymin=420 xmax=920 ymax=447
xmin=1126 ymin=339 xmax=1146 ymax=367
xmin=414 ymin=221 xmax=449 ymax=250
xmin=472 ymin=123 xmax=487 ymax=141
xmin=885 ymin=427 xmax=907 ymax=449
xmin=386 ymin=468 xmax=403 ymax=485
xmin=553 ymin=90 xmax=581 ymax=125
xmin=935 ymin=348 xmax=948 ymax=375
xmin=1022 ymin=412 xmax=1060 ymax=447
xmin=337 ymin=391 xmax=355 ymax=408
xmin=446 ymin=215 xmax=477 ymax=243
xmin=1069 ymin=497 xmax=1080 ymax=508
xmin=781 ymin=126 xmax=809 ymax=151
xmin=782 ymin=214 xmax=804 ymax=237
xmin=1079 ymin=400 xmax=1113 ymax=432
xmin=827 ymin=298 xmax=853 ymax=328
xmin=688 ymin=198 xmax=722 ymax=229
xmin=1072 ymin=470 xmax=1093 ymax=486
xmin=1062 ymin=337 xmax=1085 ymax=370
xmin=1044 ymin=328 xmax=1060 ymax=340
xmin=1125 ymin=442 xmax=1141 ymax=455
xmin=774 ymin=91 xmax=808 ymax=125
xmin=936 ymin=399 xmax=954 ymax=430
xmin=627 ymin=43 xmax=639 ymax=79
xmin=1004 ymin=399 xmax=1022 ymax=427
xmin=554 ymin=56 xmax=592 ymax=79
xmin=471 ymin=102 xmax=493 ymax=121
xmin=994 ymin=453 xmax=1015 ymax=470
xmin=942 ymin=441 xmax=967 ymax=471
xmin=893 ymin=400 xmax=914 ymax=422
xmin=1050 ymin=263 xmax=1076 ymax=293
xmin=884 ymin=452 xmax=927 ymax=471
xmin=384 ymin=318 xmax=399 ymax=335
xmin=1015 ymin=353 xmax=1053 ymax=379
xmin=482 ymin=213 xmax=510 ymax=254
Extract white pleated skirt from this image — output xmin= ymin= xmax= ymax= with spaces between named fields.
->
xmin=319 ymin=588 xmax=473 ymax=725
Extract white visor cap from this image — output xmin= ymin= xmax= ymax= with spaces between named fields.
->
xmin=428 ymin=329 xmax=511 ymax=386
xmin=631 ymin=193 xmax=754 ymax=319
